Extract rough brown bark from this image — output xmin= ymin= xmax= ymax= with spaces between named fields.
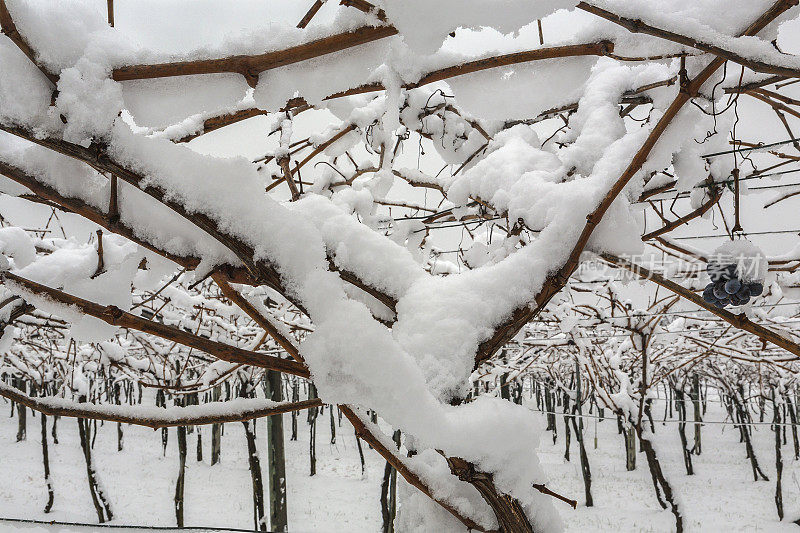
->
xmin=40 ymin=411 xmax=54 ymax=513
xmin=112 ymin=25 xmax=399 ymax=84
xmin=77 ymin=416 xmax=113 ymax=523
xmin=243 ymin=418 xmax=267 ymax=530
xmin=447 ymin=457 xmax=534 ymax=533
xmin=265 ymin=370 xmax=288 ymax=532
xmin=4 ymin=271 xmax=309 ymax=378
xmin=691 ymin=375 xmax=702 ymax=455
xmin=175 ymin=424 xmax=187 ymax=527
xmin=673 ymin=387 xmax=694 ymax=475
xmin=0 ymin=380 xmax=321 ymax=429
xmin=637 ymin=427 xmax=683 ymax=533
xmin=773 ymin=391 xmax=784 ymax=520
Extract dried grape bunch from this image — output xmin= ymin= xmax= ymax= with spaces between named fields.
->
xmin=702 ymin=262 xmax=763 ymax=308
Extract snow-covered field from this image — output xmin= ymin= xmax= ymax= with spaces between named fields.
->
xmin=538 ymin=398 xmax=800 ymax=532
xmin=0 ymin=405 xmax=383 ymax=532
xmin=1 ymin=396 xmax=797 ymax=532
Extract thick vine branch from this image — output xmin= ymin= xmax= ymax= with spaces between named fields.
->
xmin=578 ymin=2 xmax=800 ymax=79
xmin=112 ymin=25 xmax=399 ymax=86
xmin=0 ymin=0 xmax=59 ymax=85
xmin=150 ymin=42 xmax=616 ymax=144
xmin=0 ymin=123 xmax=397 ymax=317
xmin=212 ymin=273 xmax=493 ymax=532
xmin=342 ymin=408 xmax=494 ymax=533
xmin=0 ymin=159 xmax=252 ymax=281
xmin=642 ymin=187 xmax=722 ymax=240
xmin=0 ymin=381 xmax=322 ymax=428
xmin=474 ymin=0 xmax=797 ymax=367
xmin=602 ymin=252 xmax=800 ymax=359
xmin=327 ymin=41 xmax=615 ymax=99
xmin=2 ymin=272 xmax=311 ymax=378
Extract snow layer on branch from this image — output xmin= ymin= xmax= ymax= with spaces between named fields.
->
xmin=379 ymin=0 xmax=578 ymax=54
xmin=6 ymin=0 xmax=371 ymax=69
xmin=111 ymin=0 xmax=325 ymax=55
xmin=588 ymin=0 xmax=800 ymax=71
xmin=13 ymin=235 xmax=142 ymax=342
xmin=5 ymin=0 xmax=108 ymax=71
xmin=0 ymin=139 xmax=237 ymax=270
xmin=0 ymin=379 xmax=284 ymax=423
xmin=0 ymin=227 xmax=35 ymax=268
xmin=0 ymin=324 xmax=14 ymax=356
xmin=0 ymin=40 xmax=57 ymax=130
xmin=122 ymin=74 xmax=250 ymax=129
xmin=104 ymin=122 xmax=560 ymax=516
xmin=254 ymin=39 xmax=394 ymax=109
xmin=107 ymin=122 xmax=334 ymax=301
xmin=56 ymin=58 xmax=125 ymax=144
xmin=393 ymin=61 xmax=703 ymax=404
xmin=448 ymin=56 xmax=597 ymax=121
xmin=558 ymin=59 xmax=671 ymax=175
xmin=293 ymin=195 xmax=426 ymax=299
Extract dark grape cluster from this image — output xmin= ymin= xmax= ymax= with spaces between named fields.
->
xmin=702 ymin=263 xmax=762 ymax=308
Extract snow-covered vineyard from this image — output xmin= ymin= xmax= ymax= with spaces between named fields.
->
xmin=3 ymin=0 xmax=800 ymax=531
xmin=1 ymin=388 xmax=799 ymax=532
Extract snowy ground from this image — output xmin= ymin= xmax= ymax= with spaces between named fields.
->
xmin=0 ymin=396 xmax=798 ymax=532
xmin=0 ymin=404 xmax=384 ymax=532
xmin=536 ymin=397 xmax=800 ymax=532
xmin=0 ymin=523 xmax=242 ymax=533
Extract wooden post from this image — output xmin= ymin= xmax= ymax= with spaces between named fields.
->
xmin=772 ymin=388 xmax=784 ymax=520
xmin=691 ymin=374 xmax=702 ymax=454
xmin=290 ymin=379 xmax=299 ymax=441
xmin=673 ymin=386 xmax=694 ymax=475
xmin=380 ymin=430 xmax=401 ymax=533
xmin=175 ymin=424 xmax=187 ymax=527
xmin=15 ymin=377 xmax=26 ymax=441
xmin=211 ymin=385 xmax=222 ymax=465
xmin=572 ymin=361 xmax=593 ymax=507
xmin=77 ymin=414 xmax=113 ymax=522
xmin=242 ymin=417 xmax=267 ymax=530
xmin=265 ymin=370 xmax=288 ymax=532
xmin=308 ymin=383 xmax=318 ymax=476
xmin=40 ymin=411 xmax=54 ymax=513
xmin=624 ymin=426 xmax=636 ymax=471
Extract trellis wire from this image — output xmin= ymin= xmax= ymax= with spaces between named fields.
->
xmin=674 ymin=228 xmax=800 ymax=240
xmin=528 ymin=408 xmax=800 ymax=427
xmin=0 ymin=516 xmax=263 ymax=532
xmin=702 ymin=138 xmax=800 ymax=158
xmin=519 ymin=318 xmax=800 ymax=340
xmin=640 ymin=170 xmax=800 ymax=203
xmin=529 ymin=300 xmax=800 ymax=322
